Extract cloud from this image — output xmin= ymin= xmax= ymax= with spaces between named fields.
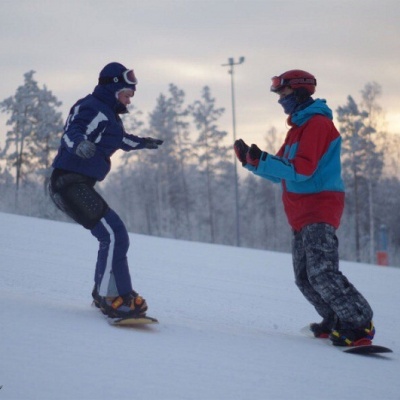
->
xmin=1 ymin=0 xmax=399 ymax=143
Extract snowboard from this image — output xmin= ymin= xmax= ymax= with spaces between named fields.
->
xmin=108 ymin=315 xmax=159 ymax=327
xmin=342 ymin=344 xmax=392 ymax=355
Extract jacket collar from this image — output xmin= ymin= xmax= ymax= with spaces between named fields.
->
xmin=289 ymin=99 xmax=333 ymax=126
xmin=92 ymin=85 xmax=128 ymax=114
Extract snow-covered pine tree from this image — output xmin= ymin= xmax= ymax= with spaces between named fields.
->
xmin=359 ymin=82 xmax=385 ymax=263
xmin=190 ymin=86 xmax=234 ymax=244
xmin=146 ymin=92 xmax=183 ymax=237
xmin=0 ymin=71 xmax=63 ymax=203
xmin=337 ymin=95 xmax=383 ymax=262
xmin=166 ymin=84 xmax=193 ymax=239
xmin=114 ymin=85 xmax=194 ymax=239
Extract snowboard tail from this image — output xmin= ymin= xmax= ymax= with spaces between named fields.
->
xmin=343 ymin=344 xmax=392 ymax=355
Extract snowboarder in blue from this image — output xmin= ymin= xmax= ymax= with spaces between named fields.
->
xmin=49 ymin=62 xmax=163 ymax=319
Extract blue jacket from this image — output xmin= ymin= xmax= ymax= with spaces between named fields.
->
xmin=52 ymin=64 xmax=145 ymax=181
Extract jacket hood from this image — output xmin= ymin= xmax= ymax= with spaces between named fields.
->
xmin=92 ymin=62 xmax=135 ymax=114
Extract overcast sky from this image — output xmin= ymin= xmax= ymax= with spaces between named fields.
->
xmin=1 ymin=0 xmax=399 ymax=147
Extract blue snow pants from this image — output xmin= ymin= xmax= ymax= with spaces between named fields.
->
xmin=90 ymin=210 xmax=133 ymax=296
xmin=292 ymin=223 xmax=373 ymax=329
xmin=49 ymin=169 xmax=133 ymax=297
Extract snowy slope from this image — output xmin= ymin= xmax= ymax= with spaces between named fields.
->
xmin=1 ymin=212 xmax=399 ymax=400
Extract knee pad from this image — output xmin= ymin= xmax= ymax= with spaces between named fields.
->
xmin=49 ymin=171 xmax=108 ymax=229
xmin=63 ymin=183 xmax=108 ymax=229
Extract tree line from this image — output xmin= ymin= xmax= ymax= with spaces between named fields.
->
xmin=1 ymin=71 xmax=399 ymax=266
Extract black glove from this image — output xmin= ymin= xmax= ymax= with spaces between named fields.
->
xmin=246 ymin=144 xmax=264 ymax=168
xmin=143 ymin=137 xmax=164 ymax=149
xmin=233 ymin=139 xmax=249 ymax=166
xmin=76 ymin=140 xmax=96 ymax=159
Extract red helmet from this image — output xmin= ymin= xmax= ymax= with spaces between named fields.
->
xmin=270 ymin=69 xmax=316 ymax=95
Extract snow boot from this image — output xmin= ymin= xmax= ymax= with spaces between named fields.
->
xmin=310 ymin=315 xmax=337 ymax=338
xmin=100 ymin=290 xmax=148 ymax=318
xmin=330 ymin=321 xmax=375 ymax=346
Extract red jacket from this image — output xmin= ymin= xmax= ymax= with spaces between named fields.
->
xmin=246 ymin=99 xmax=345 ymax=231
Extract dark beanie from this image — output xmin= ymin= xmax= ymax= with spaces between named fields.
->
xmin=98 ymin=62 xmax=136 ymax=93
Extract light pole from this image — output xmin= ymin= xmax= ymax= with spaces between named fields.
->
xmin=222 ymin=56 xmax=245 ymax=247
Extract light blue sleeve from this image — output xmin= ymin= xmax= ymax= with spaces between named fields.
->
xmin=244 ymin=153 xmax=281 ymax=183
xmin=257 ymin=154 xmax=309 ymax=182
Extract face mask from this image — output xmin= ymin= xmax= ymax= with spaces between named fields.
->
xmin=278 ymin=92 xmax=298 ymax=115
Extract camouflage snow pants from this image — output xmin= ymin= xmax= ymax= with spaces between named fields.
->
xmin=292 ymin=223 xmax=373 ymax=329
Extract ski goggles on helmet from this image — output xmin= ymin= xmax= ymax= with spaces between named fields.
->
xmin=270 ymin=76 xmax=288 ymax=93
xmin=270 ymin=76 xmax=316 ymax=93
xmin=99 ymin=69 xmax=138 ymax=88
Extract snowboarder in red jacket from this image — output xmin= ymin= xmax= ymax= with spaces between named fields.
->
xmin=234 ymin=70 xmax=375 ymax=346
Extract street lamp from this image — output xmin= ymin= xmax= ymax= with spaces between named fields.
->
xmin=222 ymin=56 xmax=245 ymax=247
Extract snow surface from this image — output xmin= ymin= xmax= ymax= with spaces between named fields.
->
xmin=1 ymin=212 xmax=399 ymax=400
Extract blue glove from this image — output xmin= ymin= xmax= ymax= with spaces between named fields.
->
xmin=76 ymin=140 xmax=96 ymax=159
